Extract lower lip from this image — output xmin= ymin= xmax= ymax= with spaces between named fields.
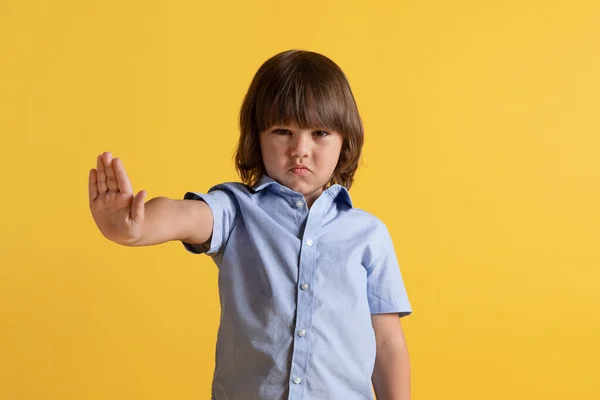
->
xmin=291 ymin=168 xmax=309 ymax=176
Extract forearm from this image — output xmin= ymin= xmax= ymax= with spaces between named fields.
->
xmin=372 ymin=338 xmax=410 ymax=400
xmin=129 ymin=197 xmax=208 ymax=246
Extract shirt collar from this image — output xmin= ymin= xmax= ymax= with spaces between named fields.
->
xmin=252 ymin=174 xmax=279 ymax=192
xmin=252 ymin=175 xmax=353 ymax=208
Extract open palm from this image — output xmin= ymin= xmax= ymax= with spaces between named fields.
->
xmin=89 ymin=152 xmax=147 ymax=245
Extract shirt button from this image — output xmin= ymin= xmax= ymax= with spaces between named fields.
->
xmin=293 ymin=376 xmax=302 ymax=384
xmin=280 ymin=187 xmax=285 ymax=192
xmin=295 ymin=200 xmax=304 ymax=208
xmin=298 ymin=329 xmax=307 ymax=337
xmin=301 ymin=283 xmax=310 ymax=291
xmin=306 ymin=239 xmax=313 ymax=247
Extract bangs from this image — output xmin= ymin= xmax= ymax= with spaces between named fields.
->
xmin=255 ymin=59 xmax=351 ymax=135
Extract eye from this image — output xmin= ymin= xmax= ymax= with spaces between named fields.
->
xmin=313 ymin=130 xmax=330 ymax=137
xmin=272 ymin=128 xmax=291 ymax=135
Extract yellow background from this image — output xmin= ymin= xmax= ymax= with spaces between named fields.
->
xmin=1 ymin=0 xmax=599 ymax=399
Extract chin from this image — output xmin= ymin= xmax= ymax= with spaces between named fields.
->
xmin=297 ymin=183 xmax=323 ymax=197
xmin=283 ymin=180 xmax=309 ymax=193
xmin=274 ymin=172 xmax=323 ymax=195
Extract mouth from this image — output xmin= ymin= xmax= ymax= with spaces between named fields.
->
xmin=290 ymin=166 xmax=310 ymax=176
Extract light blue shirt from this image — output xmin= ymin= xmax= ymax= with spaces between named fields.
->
xmin=183 ymin=175 xmax=411 ymax=400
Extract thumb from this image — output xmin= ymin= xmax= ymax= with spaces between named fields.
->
xmin=131 ymin=190 xmax=146 ymax=223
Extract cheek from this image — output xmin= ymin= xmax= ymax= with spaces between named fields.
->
xmin=326 ymin=141 xmax=344 ymax=167
xmin=260 ymin=141 xmax=283 ymax=169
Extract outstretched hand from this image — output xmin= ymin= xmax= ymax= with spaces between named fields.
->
xmin=89 ymin=152 xmax=147 ymax=244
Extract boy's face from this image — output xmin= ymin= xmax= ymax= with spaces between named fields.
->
xmin=259 ymin=123 xmax=343 ymax=207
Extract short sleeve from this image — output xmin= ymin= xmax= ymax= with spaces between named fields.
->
xmin=181 ymin=189 xmax=239 ymax=255
xmin=365 ymin=225 xmax=412 ymax=317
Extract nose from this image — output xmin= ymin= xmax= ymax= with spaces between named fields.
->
xmin=291 ymin=132 xmax=310 ymax=158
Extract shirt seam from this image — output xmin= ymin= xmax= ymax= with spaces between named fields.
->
xmin=367 ymin=291 xmax=405 ymax=308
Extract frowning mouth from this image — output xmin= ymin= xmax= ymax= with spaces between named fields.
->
xmin=290 ymin=166 xmax=310 ymax=176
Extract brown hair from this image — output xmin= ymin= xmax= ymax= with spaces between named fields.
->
xmin=235 ymin=49 xmax=364 ymax=189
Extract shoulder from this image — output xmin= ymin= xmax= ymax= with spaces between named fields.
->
xmin=344 ymin=208 xmax=397 ymax=265
xmin=347 ymin=206 xmax=390 ymax=235
xmin=184 ymin=182 xmax=251 ymax=214
xmin=208 ymin=181 xmax=251 ymax=194
xmin=327 ymin=185 xmax=390 ymax=234
xmin=205 ymin=181 xmax=255 ymax=201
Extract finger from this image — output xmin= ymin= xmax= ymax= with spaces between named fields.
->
xmin=131 ymin=190 xmax=146 ymax=223
xmin=96 ymin=154 xmax=108 ymax=194
xmin=103 ymin=152 xmax=119 ymax=192
xmin=89 ymin=169 xmax=99 ymax=202
xmin=112 ymin=158 xmax=133 ymax=194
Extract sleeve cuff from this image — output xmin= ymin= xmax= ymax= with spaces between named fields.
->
xmin=182 ymin=191 xmax=223 ymax=255
xmin=368 ymin=293 xmax=412 ymax=317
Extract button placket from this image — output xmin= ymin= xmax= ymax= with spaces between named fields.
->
xmin=288 ymin=201 xmax=324 ymax=400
